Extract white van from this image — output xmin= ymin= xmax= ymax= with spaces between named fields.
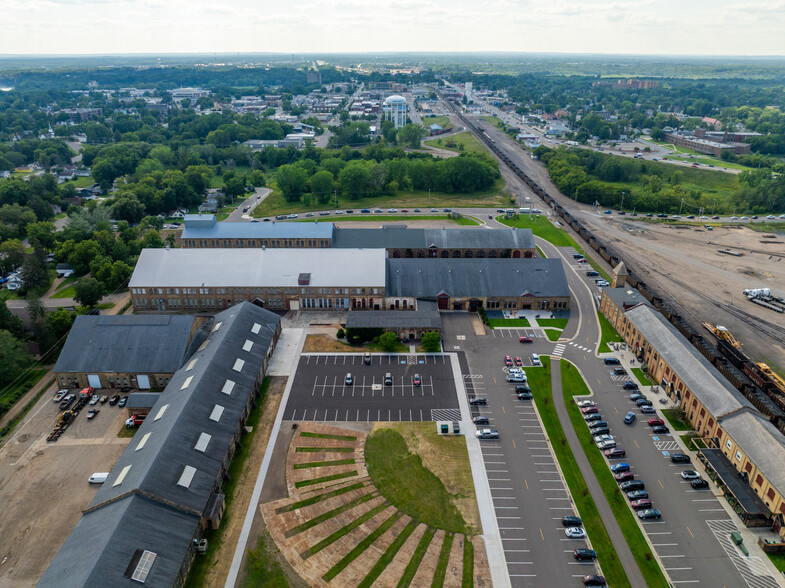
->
xmin=88 ymin=472 xmax=109 ymax=484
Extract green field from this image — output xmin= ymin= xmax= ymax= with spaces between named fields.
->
xmin=766 ymin=551 xmax=785 ymax=573
xmin=526 ymin=358 xmax=632 ymax=587
xmin=498 ymin=214 xmax=576 ymax=247
xmin=420 ymin=115 xmax=453 ymax=130
xmin=631 ymin=367 xmax=655 ymax=386
xmin=424 ymin=131 xmax=489 ymax=156
xmin=480 ymin=116 xmax=506 ymax=130
xmin=486 ymin=318 xmax=530 ymax=328
xmin=560 ymin=361 xmax=669 ymax=588
xmin=51 ymin=285 xmax=76 ymax=299
xmin=365 ymin=428 xmax=470 ymax=534
xmin=661 ymin=408 xmax=693 ymax=431
xmin=598 ymin=312 xmax=624 ymax=353
xmin=252 ymin=181 xmax=507 ymax=218
xmin=295 ymin=214 xmax=478 ymax=225
xmin=0 ymin=368 xmax=48 ymax=421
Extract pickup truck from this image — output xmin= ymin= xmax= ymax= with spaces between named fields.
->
xmin=125 ymin=414 xmax=146 ymax=428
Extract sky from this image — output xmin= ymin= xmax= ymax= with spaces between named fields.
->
xmin=0 ymin=0 xmax=783 ymax=56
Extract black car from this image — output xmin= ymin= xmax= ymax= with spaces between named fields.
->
xmin=573 ymin=549 xmax=597 ymax=561
xmin=670 ymin=453 xmax=691 ymax=464
xmin=604 ymin=357 xmax=621 ymax=365
xmin=473 ymin=416 xmax=490 ymax=425
xmin=611 ymin=367 xmax=627 ymax=376
xmin=109 ymin=394 xmax=120 ymax=406
xmin=515 ymin=385 xmax=531 ymax=393
xmin=636 ymin=398 xmax=653 ymax=407
xmin=584 ymin=413 xmax=603 ymax=422
xmin=622 ymin=382 xmax=639 ymax=390
xmin=620 ymin=480 xmax=645 ymax=492
xmin=590 ymin=426 xmax=610 ymax=436
xmin=588 ymin=420 xmax=608 ymax=430
xmin=58 ymin=394 xmax=75 ymax=410
xmin=583 ymin=575 xmax=607 ymax=586
xmin=517 ymin=391 xmax=533 ymax=399
xmin=651 ymin=424 xmax=669 ymax=434
xmin=691 ymin=478 xmax=709 ymax=489
xmin=586 ymin=270 xmax=600 ymax=277
xmin=468 ymin=397 xmax=487 ymax=405
xmin=630 ymin=393 xmax=644 ymax=401
xmin=562 ymin=515 xmax=582 ymax=527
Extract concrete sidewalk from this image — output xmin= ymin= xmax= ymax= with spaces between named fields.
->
xmin=551 ymin=357 xmax=647 ymax=588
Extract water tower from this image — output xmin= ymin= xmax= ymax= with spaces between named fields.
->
xmin=383 ymin=95 xmax=408 ymax=129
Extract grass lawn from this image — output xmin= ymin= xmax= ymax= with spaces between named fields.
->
xmin=116 ymin=425 xmax=138 ymax=438
xmin=661 ymin=408 xmax=693 ymax=431
xmin=680 ymin=432 xmax=707 ymax=451
xmin=536 ymin=245 xmax=546 ymax=258
xmin=398 ymin=527 xmax=437 ymax=586
xmin=365 ymin=427 xmax=471 ymax=534
xmin=51 ymin=285 xmax=76 ymax=299
xmin=526 ymin=358 xmax=631 ymax=588
xmin=537 ymin=318 xmax=568 ymax=328
xmin=499 ymin=214 xmax=577 ymax=248
xmin=766 ymin=551 xmax=785 ymax=573
xmin=209 ymin=166 xmax=253 ymax=188
xmin=486 ymin=318 xmax=530 ymax=328
xmin=480 ymin=116 xmax=506 ymax=130
xmin=560 ymin=361 xmax=669 ymax=588
xmin=241 ymin=531 xmax=290 ymax=588
xmin=454 ymin=216 xmax=480 ymax=226
xmin=69 ymin=175 xmax=95 ymax=188
xmin=252 ymin=181 xmax=507 ymax=218
xmin=545 ymin=329 xmax=562 ymax=341
xmin=420 ymin=115 xmax=453 ymax=129
xmin=0 ymin=368 xmax=48 ymax=422
xmin=598 ymin=312 xmax=624 ymax=354
xmin=296 ymin=214 xmax=476 ymax=225
xmin=631 ymin=367 xmax=655 ymax=387
xmin=424 ymin=131 xmax=490 ymax=156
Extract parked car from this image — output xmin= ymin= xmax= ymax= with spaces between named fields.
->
xmin=473 ymin=416 xmax=490 ymax=425
xmin=519 ymin=336 xmax=533 ymax=343
xmin=517 ymin=390 xmax=532 ymax=399
xmin=515 ymin=384 xmax=531 ymax=393
xmin=627 ymin=489 xmax=649 ymax=500
xmin=565 ymin=527 xmax=586 ymax=538
xmin=476 ymin=429 xmax=500 ymax=440
xmin=99 ymin=395 xmax=108 ymax=404
xmin=581 ymin=406 xmax=599 ymax=414
xmin=631 ymin=498 xmax=653 ymax=510
xmin=597 ymin=439 xmax=617 ymax=450
xmin=586 ymin=270 xmax=600 ymax=277
xmin=622 ymin=382 xmax=639 ymax=390
xmin=630 ymin=393 xmax=644 ymax=402
xmin=109 ymin=394 xmax=120 ymax=405
xmin=506 ymin=372 xmax=526 ymax=382
xmin=604 ymin=358 xmax=621 ymax=365
xmin=584 ymin=413 xmax=603 ymax=422
xmin=614 ymin=472 xmax=634 ymax=482
xmin=125 ymin=414 xmax=145 ymax=428
xmin=640 ymin=405 xmax=656 ymax=414
xmin=637 ymin=508 xmax=662 ymax=520
xmin=504 ymin=355 xmax=513 ymax=366
xmin=691 ymin=478 xmax=709 ymax=489
xmin=53 ymin=389 xmax=68 ymax=402
xmin=88 ymin=472 xmax=109 ymax=484
xmin=670 ymin=453 xmax=691 ymax=463
xmin=59 ymin=394 xmax=75 ymax=410
xmin=583 ymin=575 xmax=607 ymax=586
xmin=611 ymin=367 xmax=627 ymax=376
xmin=651 ymin=425 xmax=669 ymax=434
xmin=413 ymin=374 xmax=421 ymax=386
xmin=681 ymin=470 xmax=700 ymax=480
xmin=593 ymin=433 xmax=613 ymax=444
xmin=624 ymin=411 xmax=636 ymax=424
xmin=589 ymin=426 xmax=610 ymax=436
xmin=531 ymin=353 xmax=541 ymax=366
xmin=604 ymin=448 xmax=626 ymax=458
xmin=562 ymin=515 xmax=582 ymax=527
xmin=89 ymin=394 xmax=100 ymax=405
xmin=469 ymin=397 xmax=487 ymax=405
xmin=577 ymin=400 xmax=595 ymax=408
xmin=636 ymin=398 xmax=653 ymax=407
xmin=345 ymin=373 xmax=353 ymax=385
xmin=573 ymin=549 xmax=597 ymax=561
xmin=118 ymin=397 xmax=128 ymax=408
xmin=611 ymin=462 xmax=630 ymax=473
xmin=596 ymin=280 xmax=610 ymax=287
xmin=514 ymin=356 xmax=522 ymax=366
xmin=364 ymin=353 xmax=371 ymax=365
xmin=620 ymin=480 xmax=645 ymax=492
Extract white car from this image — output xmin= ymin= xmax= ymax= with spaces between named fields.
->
xmin=531 ymin=353 xmax=541 ymax=366
xmin=767 ymin=215 xmax=776 ymax=219
xmin=577 ymin=400 xmax=595 ymax=408
xmin=388 ymin=208 xmax=397 ymax=213
xmin=594 ymin=434 xmax=614 ymax=444
xmin=680 ymin=470 xmax=700 ymax=480
xmin=507 ymin=372 xmax=526 ymax=382
xmin=89 ymin=394 xmax=100 ymax=405
xmin=53 ymin=389 xmax=68 ymax=402
xmin=597 ymin=439 xmax=617 ymax=450
xmin=565 ymin=527 xmax=586 ymax=539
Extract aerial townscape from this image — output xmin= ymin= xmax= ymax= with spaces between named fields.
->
xmin=2 ymin=3 xmax=785 ymax=588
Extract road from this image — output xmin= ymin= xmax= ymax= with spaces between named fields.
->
xmin=224 ymin=187 xmax=271 ymax=222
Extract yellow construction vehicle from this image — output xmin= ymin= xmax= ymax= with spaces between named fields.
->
xmin=56 ymin=410 xmax=75 ymax=427
xmin=758 ymin=363 xmax=785 ymax=395
xmin=703 ymin=323 xmax=741 ymax=348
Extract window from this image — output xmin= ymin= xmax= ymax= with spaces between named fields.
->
xmin=194 ymin=432 xmax=211 ymax=453
xmin=130 ymin=550 xmax=157 ymax=583
xmin=185 ymin=359 xmax=198 ymax=371
xmin=745 ymin=462 xmax=752 ymax=473
xmin=221 ymin=380 xmax=235 ymax=395
xmin=212 ymin=321 xmax=223 ymax=333
xmin=177 ymin=465 xmax=197 ymax=488
xmin=154 ymin=404 xmax=169 ymax=421
xmin=135 ymin=433 xmax=151 ymax=451
xmin=233 ymin=358 xmax=245 ymax=372
xmin=725 ymin=440 xmax=733 ymax=450
xmin=209 ymin=405 xmax=224 ymax=422
xmin=181 ymin=376 xmax=193 ymax=390
xmin=113 ymin=465 xmax=132 ymax=487
xmin=768 ymin=488 xmax=776 ymax=500
xmin=242 ymin=339 xmax=254 ymax=352
xmin=756 ymin=474 xmax=763 ymax=486
xmin=735 ymin=451 xmax=742 ymax=462
xmin=251 ymin=322 xmax=262 ymax=334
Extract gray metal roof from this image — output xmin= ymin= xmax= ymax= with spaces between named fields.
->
xmin=386 ymin=258 xmax=569 ymax=299
xmin=129 ymin=247 xmax=387 ymax=289
xmin=38 ymin=495 xmax=198 ymax=588
xmin=346 ymin=300 xmax=442 ymax=329
xmin=602 ymin=287 xmax=650 ymax=311
xmin=332 ymin=227 xmax=534 ymax=250
xmin=40 ymin=302 xmax=280 ymax=587
xmin=701 ymin=448 xmax=769 ymax=515
xmin=53 ymin=315 xmax=198 ymax=375
xmin=182 ymin=214 xmax=334 ymax=240
xmin=718 ymin=409 xmax=785 ymax=500
xmin=125 ymin=392 xmax=162 ymax=410
xmin=624 ymin=304 xmax=752 ymax=418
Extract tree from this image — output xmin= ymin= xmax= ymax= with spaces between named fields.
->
xmin=276 ymin=165 xmax=308 ymax=202
xmin=397 ymin=124 xmax=427 ymax=148
xmin=0 ymin=239 xmax=25 ymax=274
xmin=111 ymin=194 xmax=146 ymax=223
xmin=74 ymin=277 xmax=104 ymax=308
xmin=46 ymin=307 xmax=76 ymax=343
xmin=421 ymin=332 xmax=441 ymax=352
xmin=0 ymin=330 xmax=32 ymax=389
xmin=339 ymin=161 xmax=370 ymax=200
xmin=26 ymin=221 xmax=57 ymax=253
xmin=20 ymin=252 xmax=49 ymax=294
xmin=309 ymin=170 xmax=334 ymax=203
xmin=378 ymin=331 xmax=399 ymax=351
xmin=0 ymin=299 xmax=24 ymax=338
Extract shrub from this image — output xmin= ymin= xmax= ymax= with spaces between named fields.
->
xmin=421 ymin=332 xmax=441 ymax=352
xmin=336 ymin=328 xmax=345 ymax=339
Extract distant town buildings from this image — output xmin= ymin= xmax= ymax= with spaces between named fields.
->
xmin=663 ymin=130 xmax=754 ymax=156
xmin=592 ymin=78 xmax=660 ymax=90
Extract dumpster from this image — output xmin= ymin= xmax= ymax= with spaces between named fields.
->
xmin=441 ymin=423 xmax=449 ymax=434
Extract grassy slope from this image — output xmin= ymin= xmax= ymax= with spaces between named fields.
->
xmin=598 ymin=312 xmax=624 ymax=353
xmin=424 ymin=131 xmax=489 ymax=156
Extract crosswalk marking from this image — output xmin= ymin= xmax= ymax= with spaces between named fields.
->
xmin=706 ymin=519 xmax=780 ymax=588
xmin=432 ymin=408 xmax=461 ymax=421
xmin=552 ymin=344 xmax=566 ymax=357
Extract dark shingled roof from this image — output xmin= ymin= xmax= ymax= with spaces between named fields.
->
xmin=386 ymin=258 xmax=569 ymax=299
xmin=53 ymin=315 xmax=199 ymax=375
xmin=39 ymin=302 xmax=280 ymax=588
xmin=346 ymin=300 xmax=442 ymax=329
xmin=333 ymin=227 xmax=534 ymax=250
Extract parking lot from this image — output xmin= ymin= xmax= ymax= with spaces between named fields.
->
xmin=283 ymin=353 xmax=461 ymax=422
xmin=0 ymin=384 xmax=131 ymax=585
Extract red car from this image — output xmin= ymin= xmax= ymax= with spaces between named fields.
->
xmin=505 ymin=355 xmax=513 ymax=367
xmin=631 ymin=498 xmax=653 ymax=510
xmin=581 ymin=406 xmax=599 ymax=415
xmin=614 ymin=472 xmax=634 ymax=482
xmin=519 ymin=336 xmax=533 ymax=343
xmin=79 ymin=386 xmax=96 ymax=398
xmin=647 ymin=418 xmax=664 ymax=427
xmin=514 ymin=356 xmax=523 ymax=366
xmin=604 ymin=448 xmax=626 ymax=458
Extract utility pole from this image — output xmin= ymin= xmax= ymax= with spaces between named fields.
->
xmin=334 ymin=189 xmax=337 ymax=208
xmin=620 ymin=192 xmax=625 ymax=212
xmin=428 ymin=188 xmax=431 ymax=205
xmin=711 ymin=199 xmax=717 ymax=214
xmin=679 ymin=198 xmax=684 ymax=215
